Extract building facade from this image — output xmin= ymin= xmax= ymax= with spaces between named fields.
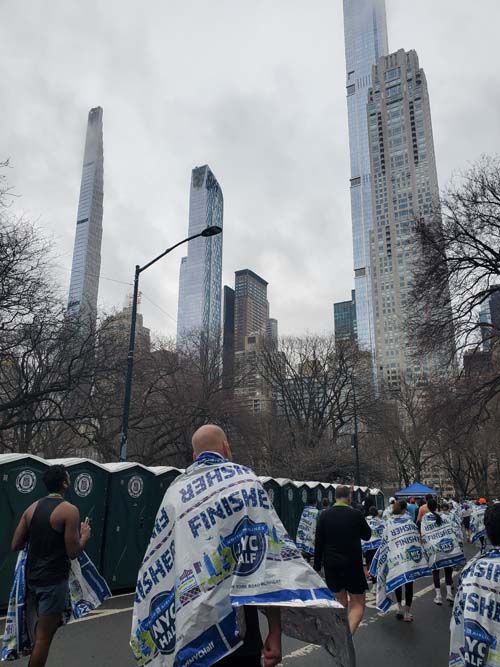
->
xmin=367 ymin=49 xmax=444 ymax=388
xmin=176 ymin=165 xmax=223 ymax=344
xmin=234 ymin=269 xmax=270 ymax=352
xmin=222 ymin=285 xmax=235 ymax=396
xmin=67 ymin=107 xmax=104 ymax=319
xmin=343 ymin=0 xmax=388 ymax=357
xmin=334 ymin=290 xmax=357 ymax=343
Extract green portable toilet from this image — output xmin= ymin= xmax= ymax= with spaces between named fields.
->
xmin=150 ymin=466 xmax=184 ymax=518
xmin=47 ymin=458 xmax=109 ymax=571
xmin=291 ymin=481 xmax=311 ymax=540
xmin=326 ymin=484 xmax=337 ymax=506
xmin=305 ymin=481 xmax=325 ymax=505
xmin=370 ymin=488 xmax=385 ymax=511
xmin=0 ymin=454 xmax=48 ymax=607
xmin=279 ymin=480 xmax=300 ymax=539
xmin=101 ymin=462 xmax=157 ymax=591
xmin=258 ymin=476 xmax=282 ymax=519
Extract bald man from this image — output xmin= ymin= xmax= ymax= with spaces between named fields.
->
xmin=190 ymin=425 xmax=281 ymax=667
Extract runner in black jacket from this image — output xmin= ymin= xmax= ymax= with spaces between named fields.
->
xmin=314 ymin=485 xmax=371 ymax=634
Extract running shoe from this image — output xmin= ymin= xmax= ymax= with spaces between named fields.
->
xmin=404 ymin=611 xmax=414 ymax=622
xmin=396 ymin=611 xmax=404 ymax=620
xmin=446 ymin=593 xmax=454 ymax=606
xmin=433 ymin=592 xmax=442 ymax=605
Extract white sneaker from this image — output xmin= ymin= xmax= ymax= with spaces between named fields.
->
xmin=404 ymin=611 xmax=414 ymax=622
xmin=433 ymin=592 xmax=443 ymax=605
xmin=446 ymin=593 xmax=454 ymax=605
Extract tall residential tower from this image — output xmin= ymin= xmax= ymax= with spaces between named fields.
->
xmin=343 ymin=0 xmax=388 ymax=356
xmin=176 ymin=165 xmax=224 ymax=344
xmin=67 ymin=107 xmax=104 ymax=319
xmin=367 ymin=49 xmax=444 ymax=388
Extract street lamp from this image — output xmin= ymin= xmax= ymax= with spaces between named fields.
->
xmin=118 ymin=225 xmax=222 ymax=462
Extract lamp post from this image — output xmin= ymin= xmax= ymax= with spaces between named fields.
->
xmin=118 ymin=225 xmax=222 ymax=462
xmin=350 ymin=372 xmax=361 ymax=485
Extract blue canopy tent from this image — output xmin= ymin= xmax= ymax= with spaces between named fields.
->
xmin=394 ymin=482 xmax=438 ymax=498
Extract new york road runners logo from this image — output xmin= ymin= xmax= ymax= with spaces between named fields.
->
xmin=128 ymin=475 xmax=144 ymax=499
xmin=145 ymin=589 xmax=176 ymax=655
xmin=438 ymin=537 xmax=454 ymax=553
xmin=462 ymin=619 xmax=497 ymax=667
xmin=74 ymin=473 xmax=93 ymax=498
xmin=406 ymin=545 xmax=423 ymax=563
xmin=15 ymin=470 xmax=37 ymax=494
xmin=223 ymin=517 xmax=267 ymax=576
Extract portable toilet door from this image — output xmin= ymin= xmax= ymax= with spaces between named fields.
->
xmin=101 ymin=462 xmax=157 ymax=590
xmin=257 ymin=477 xmax=282 ymax=519
xmin=47 ymin=458 xmax=109 ymax=572
xmin=0 ymin=454 xmax=48 ymax=607
xmin=280 ymin=481 xmax=299 ymax=539
xmin=150 ymin=466 xmax=184 ymax=519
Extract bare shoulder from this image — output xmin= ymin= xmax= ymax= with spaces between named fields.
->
xmin=24 ymin=500 xmax=40 ymax=524
xmin=56 ymin=501 xmax=79 ymax=520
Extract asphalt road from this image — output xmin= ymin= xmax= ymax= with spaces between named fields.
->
xmin=0 ymin=571 xmax=459 ymax=667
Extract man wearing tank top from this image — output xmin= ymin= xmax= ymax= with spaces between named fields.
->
xmin=11 ymin=464 xmax=91 ymax=667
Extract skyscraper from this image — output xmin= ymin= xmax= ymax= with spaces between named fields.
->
xmin=176 ymin=165 xmax=224 ymax=344
xmin=343 ymin=0 xmax=388 ymax=356
xmin=234 ymin=270 xmax=269 ymax=352
xmin=222 ymin=285 xmax=235 ymax=396
xmin=67 ymin=107 xmax=104 ymax=319
xmin=334 ymin=290 xmax=357 ymax=343
xmin=367 ymin=49 xmax=444 ymax=387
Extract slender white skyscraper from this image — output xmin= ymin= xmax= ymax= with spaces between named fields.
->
xmin=343 ymin=1 xmax=388 ymax=356
xmin=176 ymin=165 xmax=223 ymax=344
xmin=67 ymin=107 xmax=104 ymax=319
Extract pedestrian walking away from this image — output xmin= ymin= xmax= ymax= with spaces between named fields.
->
xmin=450 ymin=503 xmax=500 ymax=666
xmin=361 ymin=506 xmax=384 ymax=584
xmin=131 ymin=425 xmax=355 ymax=667
xmin=406 ymin=497 xmax=418 ymax=522
xmin=296 ymin=493 xmax=320 ymax=562
xmin=314 ymin=485 xmax=371 ymax=634
xmin=420 ymin=499 xmax=465 ymax=607
xmin=371 ymin=500 xmax=431 ymax=622
xmin=7 ymin=465 xmax=92 ymax=667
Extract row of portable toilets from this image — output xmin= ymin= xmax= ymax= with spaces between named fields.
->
xmin=0 ymin=454 xmax=385 ymax=608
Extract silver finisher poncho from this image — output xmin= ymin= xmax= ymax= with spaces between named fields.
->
xmin=130 ymin=452 xmax=354 ymax=667
xmin=449 ymin=547 xmax=500 ymax=666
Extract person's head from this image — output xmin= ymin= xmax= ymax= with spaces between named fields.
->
xmin=425 ymin=494 xmax=433 ymax=504
xmin=335 ymin=485 xmax=351 ymax=504
xmin=192 ymin=424 xmax=231 ymax=461
xmin=410 ymin=498 xmax=415 ymax=505
xmin=428 ymin=497 xmax=442 ymax=525
xmin=322 ymin=498 xmax=330 ymax=508
xmin=308 ymin=493 xmax=317 ymax=506
xmin=369 ymin=506 xmax=378 ymax=517
xmin=485 ymin=503 xmax=500 ymax=546
xmin=418 ymin=498 xmax=425 ymax=507
xmin=479 ymin=497 xmax=487 ymax=505
xmin=389 ymin=496 xmax=395 ymax=505
xmin=392 ymin=500 xmax=407 ymax=515
xmin=43 ymin=465 xmax=69 ymax=495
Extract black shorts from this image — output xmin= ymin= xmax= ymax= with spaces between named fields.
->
xmin=27 ymin=580 xmax=69 ymax=616
xmin=324 ymin=566 xmax=368 ymax=595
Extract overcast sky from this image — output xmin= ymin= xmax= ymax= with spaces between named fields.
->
xmin=2 ymin=1 xmax=499 ymax=338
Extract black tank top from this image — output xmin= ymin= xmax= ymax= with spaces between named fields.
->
xmin=27 ymin=497 xmax=71 ymax=586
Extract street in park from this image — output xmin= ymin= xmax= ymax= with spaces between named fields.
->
xmin=0 ymin=567 xmax=464 ymax=667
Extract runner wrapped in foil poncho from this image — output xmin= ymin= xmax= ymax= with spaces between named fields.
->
xmin=295 ymin=506 xmax=319 ymax=557
xmin=369 ymin=514 xmax=431 ymax=613
xmin=471 ymin=506 xmax=487 ymax=544
xmin=449 ymin=547 xmax=500 ymax=666
xmin=130 ymin=452 xmax=355 ymax=667
xmin=1 ymin=549 xmax=111 ymax=661
xmin=361 ymin=517 xmax=384 ymax=553
xmin=421 ymin=512 xmax=465 ymax=571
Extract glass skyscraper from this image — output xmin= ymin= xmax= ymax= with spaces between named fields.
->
xmin=176 ymin=165 xmax=224 ymax=343
xmin=67 ymin=107 xmax=104 ymax=319
xmin=343 ymin=0 xmax=388 ymax=356
xmin=334 ymin=290 xmax=357 ymax=343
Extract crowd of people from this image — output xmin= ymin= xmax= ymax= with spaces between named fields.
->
xmin=3 ymin=426 xmax=500 ymax=667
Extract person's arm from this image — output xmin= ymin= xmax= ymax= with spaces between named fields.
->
xmin=313 ymin=511 xmax=325 ymax=571
xmin=64 ymin=504 xmax=91 ymax=560
xmin=262 ymin=607 xmax=281 ymax=667
xmin=359 ymin=512 xmax=372 ymax=542
xmin=11 ymin=511 xmax=29 ymax=551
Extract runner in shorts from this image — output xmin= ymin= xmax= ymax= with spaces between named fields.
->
xmin=314 ymin=485 xmax=371 ymax=634
xmin=11 ymin=464 xmax=91 ymax=667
